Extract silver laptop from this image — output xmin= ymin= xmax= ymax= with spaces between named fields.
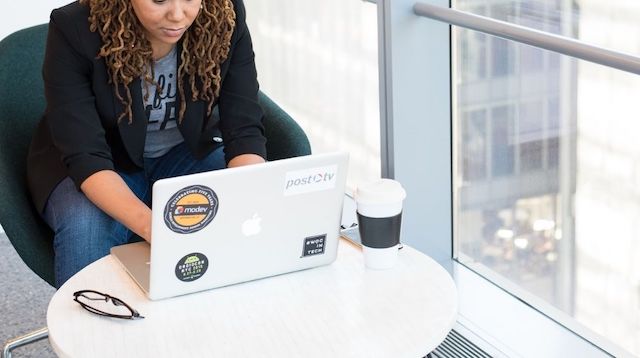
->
xmin=111 ymin=152 xmax=349 ymax=300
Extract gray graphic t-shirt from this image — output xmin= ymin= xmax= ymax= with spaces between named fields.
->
xmin=143 ymin=46 xmax=184 ymax=158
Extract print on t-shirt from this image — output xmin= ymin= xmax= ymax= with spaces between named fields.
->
xmin=145 ymin=72 xmax=177 ymax=130
xmin=142 ymin=46 xmax=184 ymax=158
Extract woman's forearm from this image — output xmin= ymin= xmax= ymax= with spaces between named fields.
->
xmin=80 ymin=170 xmax=152 ymax=242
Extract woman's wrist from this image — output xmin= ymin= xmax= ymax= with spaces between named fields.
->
xmin=131 ymin=207 xmax=152 ymax=243
xmin=228 ymin=154 xmax=265 ymax=168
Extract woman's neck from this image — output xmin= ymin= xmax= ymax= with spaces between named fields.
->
xmin=151 ymin=43 xmax=177 ymax=61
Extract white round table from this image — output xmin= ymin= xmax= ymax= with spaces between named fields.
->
xmin=48 ymin=239 xmax=457 ymax=357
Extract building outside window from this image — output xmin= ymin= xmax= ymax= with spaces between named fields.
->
xmin=453 ymin=0 xmax=640 ymax=355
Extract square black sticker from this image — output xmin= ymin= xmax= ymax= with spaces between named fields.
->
xmin=301 ymin=234 xmax=327 ymax=257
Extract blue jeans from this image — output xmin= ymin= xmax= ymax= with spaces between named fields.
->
xmin=42 ymin=143 xmax=226 ymax=288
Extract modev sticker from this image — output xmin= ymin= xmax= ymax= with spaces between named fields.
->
xmin=164 ymin=185 xmax=218 ymax=234
xmin=175 ymin=253 xmax=209 ymax=282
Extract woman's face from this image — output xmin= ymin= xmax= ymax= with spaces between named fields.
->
xmin=131 ymin=0 xmax=203 ymax=57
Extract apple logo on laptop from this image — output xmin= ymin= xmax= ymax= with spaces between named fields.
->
xmin=242 ymin=213 xmax=262 ymax=236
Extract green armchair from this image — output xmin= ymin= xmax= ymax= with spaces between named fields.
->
xmin=0 ymin=23 xmax=310 ymax=357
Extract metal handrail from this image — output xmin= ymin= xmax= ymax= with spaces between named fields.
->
xmin=414 ymin=2 xmax=640 ymax=75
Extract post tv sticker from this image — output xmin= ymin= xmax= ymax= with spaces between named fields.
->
xmin=164 ymin=185 xmax=218 ymax=234
xmin=284 ymin=165 xmax=338 ymax=196
xmin=175 ymin=253 xmax=209 ymax=282
xmin=301 ymin=234 xmax=327 ymax=257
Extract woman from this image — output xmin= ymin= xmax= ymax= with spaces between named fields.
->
xmin=27 ymin=0 xmax=267 ymax=288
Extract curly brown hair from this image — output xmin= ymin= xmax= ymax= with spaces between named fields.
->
xmin=78 ymin=0 xmax=236 ymax=123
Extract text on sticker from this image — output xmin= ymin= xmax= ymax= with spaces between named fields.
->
xmin=284 ymin=165 xmax=338 ymax=196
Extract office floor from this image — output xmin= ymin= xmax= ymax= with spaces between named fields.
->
xmin=0 ymin=233 xmax=56 ymax=357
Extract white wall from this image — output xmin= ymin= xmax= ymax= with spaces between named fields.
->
xmin=1 ymin=0 xmax=70 ymax=41
xmin=244 ymin=0 xmax=380 ymax=191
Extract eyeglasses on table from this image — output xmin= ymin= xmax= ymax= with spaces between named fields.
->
xmin=73 ymin=290 xmax=144 ymax=320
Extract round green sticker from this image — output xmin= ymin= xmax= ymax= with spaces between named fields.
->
xmin=175 ymin=253 xmax=209 ymax=282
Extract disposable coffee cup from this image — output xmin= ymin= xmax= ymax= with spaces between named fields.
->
xmin=354 ymin=179 xmax=406 ymax=269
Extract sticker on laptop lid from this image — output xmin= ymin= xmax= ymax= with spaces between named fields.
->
xmin=175 ymin=253 xmax=209 ymax=282
xmin=164 ymin=185 xmax=219 ymax=234
xmin=301 ymin=234 xmax=327 ymax=257
xmin=284 ymin=165 xmax=338 ymax=196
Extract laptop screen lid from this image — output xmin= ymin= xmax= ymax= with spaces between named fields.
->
xmin=134 ymin=151 xmax=349 ymax=300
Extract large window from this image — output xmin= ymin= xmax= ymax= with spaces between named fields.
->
xmin=453 ymin=0 xmax=640 ymax=355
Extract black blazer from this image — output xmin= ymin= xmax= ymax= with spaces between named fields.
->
xmin=27 ymin=0 xmax=267 ymax=213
